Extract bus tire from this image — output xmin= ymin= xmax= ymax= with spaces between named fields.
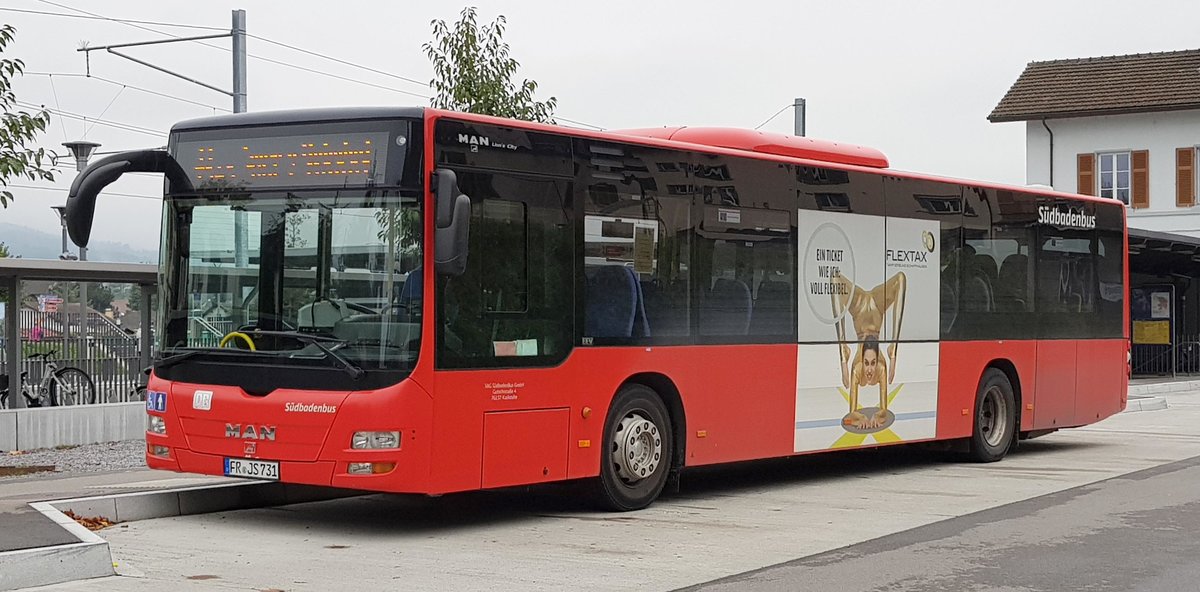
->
xmin=593 ymin=384 xmax=673 ymax=511
xmin=968 ymin=368 xmax=1016 ymax=463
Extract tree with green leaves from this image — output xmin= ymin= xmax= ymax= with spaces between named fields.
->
xmin=424 ymin=7 xmax=557 ymax=123
xmin=0 ymin=25 xmax=54 ymax=207
xmin=87 ymin=283 xmax=114 ymax=312
xmin=0 ymin=241 xmax=10 ymax=258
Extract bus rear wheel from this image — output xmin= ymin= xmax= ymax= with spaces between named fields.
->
xmin=593 ymin=384 xmax=673 ymax=511
xmin=968 ymin=368 xmax=1016 ymax=463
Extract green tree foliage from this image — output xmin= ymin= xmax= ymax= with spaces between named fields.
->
xmin=424 ymin=7 xmax=557 ymax=123
xmin=88 ymin=283 xmax=114 ymax=312
xmin=0 ymin=241 xmax=10 ymax=257
xmin=0 ymin=25 xmax=54 ymax=207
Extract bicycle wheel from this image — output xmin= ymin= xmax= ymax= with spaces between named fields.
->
xmin=50 ymin=367 xmax=96 ymax=406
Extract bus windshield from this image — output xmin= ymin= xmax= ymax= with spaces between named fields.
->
xmin=159 ymin=190 xmax=423 ymax=376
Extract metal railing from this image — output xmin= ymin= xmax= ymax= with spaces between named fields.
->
xmin=1132 ymin=334 xmax=1200 ymax=376
xmin=1 ymin=310 xmax=146 ymax=404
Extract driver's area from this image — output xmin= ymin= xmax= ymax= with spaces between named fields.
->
xmin=162 ymin=190 xmax=423 ymax=382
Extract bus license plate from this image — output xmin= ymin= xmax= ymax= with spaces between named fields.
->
xmin=224 ymin=458 xmax=279 ymax=480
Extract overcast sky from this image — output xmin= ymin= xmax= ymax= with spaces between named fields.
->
xmin=2 ymin=0 xmax=1199 ymax=255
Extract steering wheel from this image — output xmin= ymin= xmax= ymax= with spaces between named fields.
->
xmin=218 ymin=331 xmax=257 ymax=351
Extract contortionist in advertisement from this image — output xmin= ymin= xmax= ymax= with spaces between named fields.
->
xmin=831 ymin=271 xmax=907 ymax=429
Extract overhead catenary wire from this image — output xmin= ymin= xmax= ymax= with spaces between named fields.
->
xmin=41 ymin=0 xmax=605 ymax=129
xmin=5 ymin=183 xmax=159 ymax=200
xmin=84 ymin=85 xmax=126 ymax=137
xmin=41 ymin=0 xmax=429 ymax=100
xmin=0 ymin=6 xmax=227 ymax=31
xmin=754 ymin=104 xmax=794 ymax=130
xmin=24 ymin=72 xmax=232 ymax=113
xmin=247 ymin=34 xmax=427 ymax=88
xmin=44 ymin=73 xmax=70 ymax=141
xmin=16 ymin=101 xmax=165 ymax=137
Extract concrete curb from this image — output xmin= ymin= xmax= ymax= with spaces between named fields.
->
xmin=1125 ymin=395 xmax=1169 ymax=413
xmin=0 ymin=502 xmax=112 ymax=591
xmin=1128 ymin=379 xmax=1200 ymax=397
xmin=0 ymin=481 xmax=360 ymax=591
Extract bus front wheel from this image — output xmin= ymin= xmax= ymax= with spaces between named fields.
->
xmin=593 ymin=384 xmax=673 ymax=511
xmin=968 ymin=368 xmax=1016 ymax=463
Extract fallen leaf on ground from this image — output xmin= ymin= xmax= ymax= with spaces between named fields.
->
xmin=62 ymin=509 xmax=116 ymax=531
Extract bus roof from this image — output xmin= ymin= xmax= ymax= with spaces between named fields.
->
xmin=610 ymin=126 xmax=890 ymax=169
xmin=171 ymin=106 xmax=424 ymax=132
xmin=170 ymin=106 xmax=1123 ymax=210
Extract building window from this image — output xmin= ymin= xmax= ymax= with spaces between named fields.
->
xmin=1098 ymin=152 xmax=1130 ymax=204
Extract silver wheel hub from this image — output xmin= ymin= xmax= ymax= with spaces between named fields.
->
xmin=612 ymin=412 xmax=662 ymax=483
xmin=980 ymin=386 xmax=1009 ymax=448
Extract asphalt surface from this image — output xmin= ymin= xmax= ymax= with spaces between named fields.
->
xmin=687 ymin=453 xmax=1200 ymax=592
xmin=22 ymin=388 xmax=1200 ymax=592
xmin=0 ymin=469 xmax=230 ymax=553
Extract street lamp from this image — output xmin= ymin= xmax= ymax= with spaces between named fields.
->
xmin=62 ymin=140 xmax=100 ymax=349
xmin=49 ymin=205 xmax=75 ymax=260
xmin=61 ymin=141 xmax=101 ymax=262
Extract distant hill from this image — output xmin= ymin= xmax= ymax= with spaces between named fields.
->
xmin=0 ymin=222 xmax=158 ymax=263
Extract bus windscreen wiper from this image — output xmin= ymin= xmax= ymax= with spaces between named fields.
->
xmin=154 ymin=348 xmax=248 ymax=370
xmin=246 ymin=330 xmax=365 ymax=379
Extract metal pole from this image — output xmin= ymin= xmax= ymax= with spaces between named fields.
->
xmin=232 ymin=10 xmax=247 ymax=114
xmin=138 ymin=283 xmax=152 ymax=377
xmin=232 ymin=10 xmax=249 ymax=271
xmin=794 ymin=98 xmax=806 ymax=137
xmin=4 ymin=275 xmax=24 ymax=408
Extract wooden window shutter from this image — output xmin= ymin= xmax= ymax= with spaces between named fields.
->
xmin=1077 ymin=153 xmax=1095 ymax=196
xmin=1178 ymin=147 xmax=1196 ymax=207
xmin=1131 ymin=150 xmax=1150 ymax=208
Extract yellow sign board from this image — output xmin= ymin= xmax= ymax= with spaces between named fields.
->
xmin=1133 ymin=320 xmax=1170 ymax=345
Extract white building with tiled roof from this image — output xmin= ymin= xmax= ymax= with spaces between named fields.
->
xmin=989 ymin=49 xmax=1200 ymax=237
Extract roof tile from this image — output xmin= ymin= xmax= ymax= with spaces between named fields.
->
xmin=989 ymin=49 xmax=1200 ymax=122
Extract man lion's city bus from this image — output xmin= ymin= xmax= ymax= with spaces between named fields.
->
xmin=65 ymin=107 xmax=1128 ymax=510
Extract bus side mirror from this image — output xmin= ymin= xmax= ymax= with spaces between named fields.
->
xmin=65 ymin=149 xmax=192 ymax=248
xmin=433 ymin=168 xmax=470 ymax=276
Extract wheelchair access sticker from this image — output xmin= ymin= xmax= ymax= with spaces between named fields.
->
xmin=146 ymin=391 xmax=168 ymax=413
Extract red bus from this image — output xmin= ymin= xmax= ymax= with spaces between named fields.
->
xmin=65 ymin=107 xmax=1128 ymax=510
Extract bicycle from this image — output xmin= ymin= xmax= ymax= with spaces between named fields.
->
xmin=0 ymin=349 xmax=96 ymax=409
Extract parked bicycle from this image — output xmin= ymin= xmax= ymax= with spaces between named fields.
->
xmin=0 ymin=349 xmax=96 ymax=408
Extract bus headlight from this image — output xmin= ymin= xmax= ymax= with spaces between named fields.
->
xmin=351 ymin=431 xmax=400 ymax=449
xmin=147 ymin=415 xmax=167 ymax=435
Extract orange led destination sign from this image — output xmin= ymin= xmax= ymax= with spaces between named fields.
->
xmin=177 ymin=131 xmax=391 ymax=189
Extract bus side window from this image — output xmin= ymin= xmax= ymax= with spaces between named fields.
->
xmin=580 ymin=140 xmax=692 ymax=343
xmin=436 ymin=171 xmax=574 ymax=368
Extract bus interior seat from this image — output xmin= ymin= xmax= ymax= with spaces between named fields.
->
xmin=701 ymin=278 xmax=751 ymax=335
xmin=961 ymin=273 xmax=993 ymax=312
xmin=297 ymin=299 xmax=351 ymax=329
xmin=398 ymin=267 xmax=422 ymax=317
xmin=995 ymin=253 xmax=1028 ymax=311
xmin=642 ymin=280 xmax=689 ymax=336
xmin=972 ymin=254 xmax=999 ymax=282
xmin=750 ymin=279 xmax=791 ymax=335
xmin=586 ymin=265 xmax=639 ymax=338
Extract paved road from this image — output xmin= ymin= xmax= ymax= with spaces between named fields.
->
xmin=689 ymin=454 xmax=1200 ymax=591
xmin=30 ymin=391 xmax=1200 ymax=592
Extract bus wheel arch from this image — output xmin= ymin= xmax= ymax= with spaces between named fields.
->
xmin=986 ymin=358 xmax=1023 ymax=448
xmin=967 ymin=363 xmax=1019 ymax=462
xmin=623 ymin=373 xmax=686 ymax=474
xmin=590 ymin=374 xmax=683 ymax=511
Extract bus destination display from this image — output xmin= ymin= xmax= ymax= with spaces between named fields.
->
xmin=178 ymin=131 xmax=391 ymax=189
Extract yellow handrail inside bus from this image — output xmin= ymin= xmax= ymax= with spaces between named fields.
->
xmin=218 ymin=331 xmax=257 ymax=351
